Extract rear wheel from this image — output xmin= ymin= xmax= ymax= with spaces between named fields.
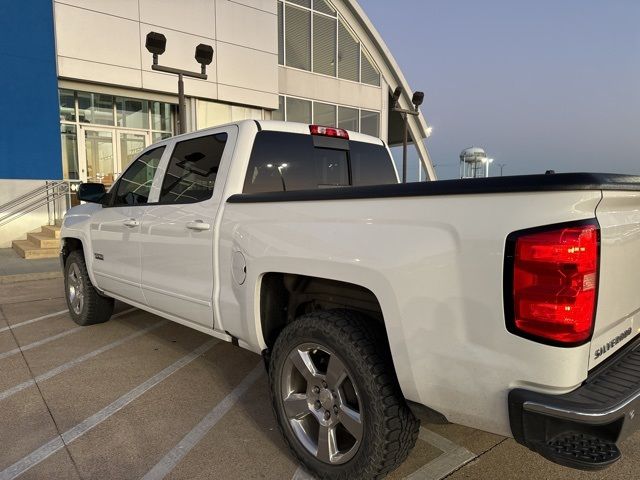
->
xmin=64 ymin=250 xmax=114 ymax=326
xmin=269 ymin=309 xmax=419 ymax=479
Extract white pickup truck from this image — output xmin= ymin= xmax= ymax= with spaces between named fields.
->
xmin=61 ymin=119 xmax=640 ymax=479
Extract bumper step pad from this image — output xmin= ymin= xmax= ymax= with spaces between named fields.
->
xmin=542 ymin=432 xmax=621 ymax=470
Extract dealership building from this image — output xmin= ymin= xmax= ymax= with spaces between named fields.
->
xmin=0 ymin=0 xmax=434 ymax=250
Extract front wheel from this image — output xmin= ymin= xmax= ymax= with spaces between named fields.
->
xmin=269 ymin=310 xmax=419 ymax=480
xmin=64 ymin=250 xmax=114 ymax=326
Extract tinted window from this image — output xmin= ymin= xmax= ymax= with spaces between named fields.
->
xmin=113 ymin=146 xmax=164 ymax=206
xmin=350 ymin=141 xmax=398 ymax=186
xmin=243 ymin=131 xmax=397 ymax=194
xmin=159 ymin=133 xmax=227 ymax=204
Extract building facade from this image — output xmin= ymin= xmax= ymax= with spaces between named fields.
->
xmin=0 ymin=0 xmax=433 ymax=246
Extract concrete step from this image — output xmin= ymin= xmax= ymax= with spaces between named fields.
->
xmin=27 ymin=232 xmax=61 ymax=249
xmin=12 ymin=240 xmax=60 ymax=259
xmin=41 ymin=225 xmax=61 ymax=239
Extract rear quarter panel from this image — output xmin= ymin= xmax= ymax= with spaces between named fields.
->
xmin=218 ymin=189 xmax=601 ymax=436
xmin=591 ymin=191 xmax=640 ymax=368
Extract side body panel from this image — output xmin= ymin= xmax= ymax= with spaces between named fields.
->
xmin=88 ymin=204 xmax=148 ymax=304
xmin=217 ymin=190 xmax=602 ymax=436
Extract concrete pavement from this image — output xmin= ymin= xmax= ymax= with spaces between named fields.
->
xmin=0 ymin=277 xmax=638 ymax=479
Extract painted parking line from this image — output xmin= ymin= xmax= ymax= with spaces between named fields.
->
xmin=0 ymin=327 xmax=83 ymax=361
xmin=0 ymin=310 xmax=68 ymax=334
xmin=291 ymin=427 xmax=476 ymax=480
xmin=141 ymin=362 xmax=264 ymax=480
xmin=403 ymin=428 xmax=476 ymax=480
xmin=0 ymin=320 xmax=168 ymax=402
xmin=0 ymin=338 xmax=218 ymax=480
xmin=0 ymin=307 xmax=137 ymax=362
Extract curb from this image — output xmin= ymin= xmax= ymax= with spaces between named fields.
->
xmin=0 ymin=271 xmax=63 ymax=284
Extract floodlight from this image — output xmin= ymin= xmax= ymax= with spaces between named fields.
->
xmin=195 ymin=44 xmax=214 ymax=66
xmin=412 ymin=91 xmax=424 ymax=107
xmin=145 ymin=32 xmax=166 ymax=56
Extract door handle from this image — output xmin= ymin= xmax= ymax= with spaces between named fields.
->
xmin=186 ymin=220 xmax=211 ymax=231
xmin=123 ymin=219 xmax=140 ymax=227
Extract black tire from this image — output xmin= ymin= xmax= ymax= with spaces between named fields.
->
xmin=269 ymin=309 xmax=419 ymax=480
xmin=64 ymin=250 xmax=114 ymax=326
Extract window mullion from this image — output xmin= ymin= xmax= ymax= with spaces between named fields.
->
xmin=310 ymin=5 xmax=313 ymax=72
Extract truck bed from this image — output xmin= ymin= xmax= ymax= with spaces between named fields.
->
xmin=228 ymin=173 xmax=640 ymax=203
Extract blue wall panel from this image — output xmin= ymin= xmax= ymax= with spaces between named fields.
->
xmin=0 ymin=0 xmax=61 ymax=180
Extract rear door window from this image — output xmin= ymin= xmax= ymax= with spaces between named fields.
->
xmin=159 ymin=133 xmax=228 ymax=204
xmin=243 ymin=131 xmax=397 ymax=194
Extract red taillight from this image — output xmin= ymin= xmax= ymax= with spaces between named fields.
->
xmin=507 ymin=221 xmax=599 ymax=345
xmin=309 ymin=124 xmax=349 ymax=139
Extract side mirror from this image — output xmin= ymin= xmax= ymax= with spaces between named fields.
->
xmin=77 ymin=183 xmax=106 ymax=204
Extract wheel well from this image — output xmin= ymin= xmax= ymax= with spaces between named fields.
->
xmin=61 ymin=237 xmax=83 ymax=266
xmin=260 ymin=273 xmax=384 ymax=349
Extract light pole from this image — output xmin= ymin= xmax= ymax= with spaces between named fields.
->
xmin=483 ymin=158 xmax=494 ymax=177
xmin=145 ymin=32 xmax=214 ymax=134
xmin=391 ymin=86 xmax=424 ymax=183
xmin=497 ymin=163 xmax=507 ymax=176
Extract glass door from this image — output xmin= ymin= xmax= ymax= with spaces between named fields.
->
xmin=116 ymin=131 xmax=149 ymax=177
xmin=79 ymin=126 xmax=117 ymax=186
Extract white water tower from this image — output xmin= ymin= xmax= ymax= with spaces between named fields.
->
xmin=460 ymin=147 xmax=493 ymax=178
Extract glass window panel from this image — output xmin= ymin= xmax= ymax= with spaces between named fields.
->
xmin=84 ymin=130 xmax=115 ymax=185
xmin=272 ymin=96 xmax=285 ymax=121
xmin=243 ymin=131 xmax=349 ymax=194
xmin=360 ymin=50 xmax=380 ymax=86
xmin=338 ymin=19 xmax=359 ymax=81
xmin=153 ymin=132 xmax=173 ymax=143
xmin=151 ymin=101 xmax=173 ymax=131
xmin=113 ymin=147 xmax=165 ymax=206
xmin=159 ymin=133 xmax=228 ymax=204
xmin=116 ymin=97 xmax=149 ymax=129
xmin=360 ymin=109 xmax=380 ymax=136
xmin=338 ymin=106 xmax=359 ymax=131
xmin=196 ymin=100 xmax=232 ymax=129
xmin=313 ymin=102 xmax=336 ymax=126
xmin=285 ymin=4 xmax=311 ymax=71
xmin=288 ymin=0 xmax=310 ymax=7
xmin=59 ymin=89 xmax=75 ymax=122
xmin=278 ymin=1 xmax=284 ymax=64
xmin=60 ymin=125 xmax=79 ymax=179
xmin=313 ymin=0 xmax=336 ymax=16
xmin=350 ymin=141 xmax=398 ymax=186
xmin=286 ymin=97 xmax=312 ymax=123
xmin=313 ymin=13 xmax=336 ymax=76
xmin=119 ymin=133 xmax=147 ymax=172
xmin=78 ymin=92 xmax=114 ymax=125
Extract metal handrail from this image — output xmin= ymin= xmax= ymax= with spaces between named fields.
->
xmin=0 ymin=180 xmax=81 ymax=228
xmin=0 ymin=180 xmax=68 ymax=213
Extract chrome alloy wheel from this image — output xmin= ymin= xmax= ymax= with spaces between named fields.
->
xmin=281 ymin=342 xmax=363 ymax=465
xmin=67 ymin=263 xmax=84 ymax=315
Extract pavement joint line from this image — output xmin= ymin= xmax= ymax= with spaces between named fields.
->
xmin=0 ymin=337 xmax=219 ymax=480
xmin=0 ymin=310 xmax=68 ymax=334
xmin=0 ymin=320 xmax=169 ymax=402
xmin=0 ymin=327 xmax=83 ymax=361
xmin=402 ymin=428 xmax=476 ymax=480
xmin=291 ymin=466 xmax=315 ymax=479
xmin=140 ymin=362 xmax=264 ymax=480
xmin=111 ymin=307 xmax=138 ymax=319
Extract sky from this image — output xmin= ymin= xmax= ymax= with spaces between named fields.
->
xmin=358 ymin=0 xmax=640 ymax=179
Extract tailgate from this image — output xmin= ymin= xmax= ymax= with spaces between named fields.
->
xmin=591 ymin=190 xmax=640 ymax=368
